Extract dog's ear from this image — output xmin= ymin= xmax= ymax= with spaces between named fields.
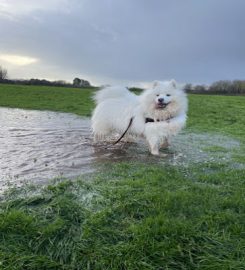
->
xmin=153 ymin=80 xmax=160 ymax=88
xmin=170 ymin=79 xmax=177 ymax=88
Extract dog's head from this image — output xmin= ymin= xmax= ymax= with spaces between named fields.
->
xmin=140 ymin=80 xmax=188 ymax=119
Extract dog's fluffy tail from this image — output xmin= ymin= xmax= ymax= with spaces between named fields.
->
xmin=93 ymin=86 xmax=131 ymax=104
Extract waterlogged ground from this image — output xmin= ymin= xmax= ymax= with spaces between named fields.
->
xmin=0 ymin=92 xmax=244 ymax=269
xmin=0 ymin=107 xmax=243 ymax=191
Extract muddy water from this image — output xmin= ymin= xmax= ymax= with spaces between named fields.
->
xmin=0 ymin=107 xmax=241 ymax=191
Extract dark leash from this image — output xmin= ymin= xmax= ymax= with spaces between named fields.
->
xmin=113 ymin=117 xmax=134 ymax=145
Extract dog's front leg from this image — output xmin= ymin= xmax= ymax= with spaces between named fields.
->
xmin=148 ymin=138 xmax=160 ymax=155
xmin=144 ymin=122 xmax=168 ymax=156
xmin=144 ymin=126 xmax=160 ymax=155
xmin=147 ymin=135 xmax=169 ymax=156
xmin=148 ymin=139 xmax=167 ymax=157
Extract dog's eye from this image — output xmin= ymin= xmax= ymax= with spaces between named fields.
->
xmin=156 ymin=94 xmax=159 ymax=97
xmin=166 ymin=94 xmax=171 ymax=97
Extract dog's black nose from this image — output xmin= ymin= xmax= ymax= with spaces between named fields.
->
xmin=158 ymin=98 xmax=164 ymax=103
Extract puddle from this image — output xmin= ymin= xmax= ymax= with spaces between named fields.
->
xmin=0 ymin=107 xmax=242 ymax=192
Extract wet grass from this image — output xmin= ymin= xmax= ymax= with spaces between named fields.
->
xmin=1 ymin=164 xmax=244 ymax=269
xmin=0 ymin=84 xmax=245 ymax=269
xmin=203 ymin=145 xmax=229 ymax=153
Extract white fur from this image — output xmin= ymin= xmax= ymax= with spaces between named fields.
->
xmin=91 ymin=80 xmax=188 ymax=155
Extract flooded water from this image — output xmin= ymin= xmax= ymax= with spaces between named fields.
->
xmin=0 ymin=107 xmax=241 ymax=192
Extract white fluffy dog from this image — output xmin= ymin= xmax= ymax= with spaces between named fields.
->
xmin=91 ymin=80 xmax=188 ymax=155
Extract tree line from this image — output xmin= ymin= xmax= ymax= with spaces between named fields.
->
xmin=0 ymin=66 xmax=93 ymax=88
xmin=1 ymin=65 xmax=244 ymax=94
xmin=184 ymin=80 xmax=245 ymax=95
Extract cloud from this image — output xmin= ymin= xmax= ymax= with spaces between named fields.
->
xmin=0 ymin=0 xmax=70 ymax=18
xmin=0 ymin=0 xmax=244 ymax=85
xmin=0 ymin=54 xmax=38 ymax=66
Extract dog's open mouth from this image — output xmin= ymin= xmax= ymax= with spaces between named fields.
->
xmin=156 ymin=102 xmax=170 ymax=109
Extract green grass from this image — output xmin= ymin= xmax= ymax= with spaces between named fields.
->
xmin=188 ymin=95 xmax=245 ymax=139
xmin=0 ymin=84 xmax=244 ymax=269
xmin=0 ymin=84 xmax=95 ymax=116
xmin=1 ymin=165 xmax=244 ymax=269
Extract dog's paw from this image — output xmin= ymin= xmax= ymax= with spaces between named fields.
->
xmin=150 ymin=149 xmax=167 ymax=157
xmin=151 ymin=151 xmax=167 ymax=157
xmin=151 ymin=150 xmax=159 ymax=156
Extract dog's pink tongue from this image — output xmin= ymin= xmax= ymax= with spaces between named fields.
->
xmin=157 ymin=103 xmax=166 ymax=109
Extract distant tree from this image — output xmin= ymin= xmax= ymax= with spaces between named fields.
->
xmin=193 ymin=85 xmax=207 ymax=93
xmin=183 ymin=83 xmax=193 ymax=92
xmin=73 ymin=78 xmax=82 ymax=87
xmin=54 ymin=80 xmax=67 ymax=86
xmin=232 ymin=80 xmax=243 ymax=94
xmin=73 ymin=77 xmax=91 ymax=88
xmin=209 ymin=80 xmax=232 ymax=94
xmin=80 ymin=79 xmax=91 ymax=87
xmin=0 ymin=66 xmax=8 ymax=81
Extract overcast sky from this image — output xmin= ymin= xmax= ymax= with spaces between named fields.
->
xmin=0 ymin=0 xmax=244 ymax=86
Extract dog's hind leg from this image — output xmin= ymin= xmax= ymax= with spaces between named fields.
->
xmin=160 ymin=138 xmax=169 ymax=149
xmin=93 ymin=132 xmax=105 ymax=142
xmin=92 ymin=122 xmax=112 ymax=142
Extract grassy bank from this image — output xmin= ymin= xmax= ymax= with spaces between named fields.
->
xmin=0 ymin=84 xmax=95 ymax=116
xmin=0 ymin=84 xmax=244 ymax=269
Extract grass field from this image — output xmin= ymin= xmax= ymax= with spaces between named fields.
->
xmin=0 ymin=84 xmax=244 ymax=269
xmin=0 ymin=84 xmax=95 ymax=116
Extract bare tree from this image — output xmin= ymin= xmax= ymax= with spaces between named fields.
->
xmin=0 ymin=66 xmax=8 ymax=81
